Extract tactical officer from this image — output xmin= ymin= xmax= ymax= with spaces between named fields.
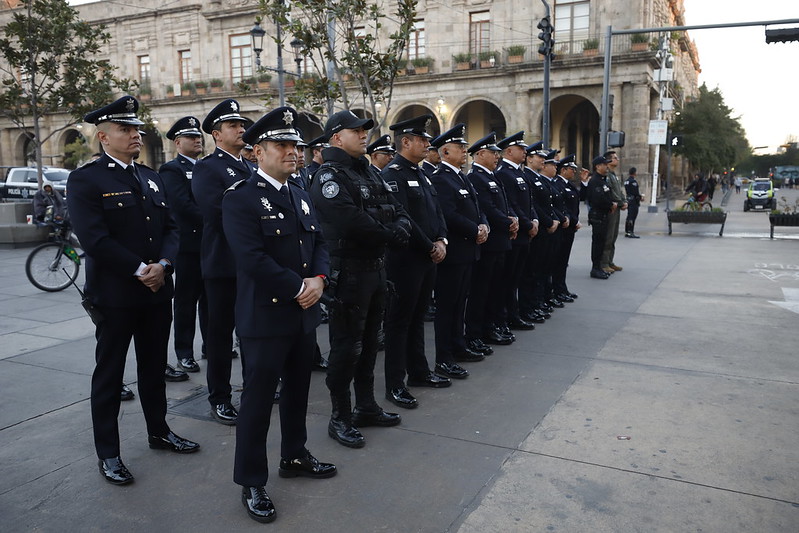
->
xmin=224 ymin=107 xmax=336 ymax=524
xmin=624 ymin=167 xmax=643 ymax=238
xmin=382 ymin=115 xmax=450 ymax=410
xmin=309 ymin=110 xmax=411 ymax=449
xmin=160 ymin=116 xmax=206 ymax=376
xmin=367 ymin=134 xmax=395 ymax=173
xmin=192 ymin=99 xmax=253 ymax=426
xmin=601 ymin=150 xmax=626 ymax=273
xmin=495 ymin=132 xmax=537 ymax=332
xmin=587 ymin=155 xmax=617 ymax=279
xmin=465 ymin=132 xmax=518 ymax=351
xmin=67 ymin=96 xmax=199 ymax=486
xmin=421 ymin=145 xmax=440 ymax=177
xmin=429 ymin=124 xmax=488 ymax=377
xmin=551 ymin=154 xmax=581 ymax=301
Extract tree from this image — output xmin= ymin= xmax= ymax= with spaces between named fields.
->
xmin=671 ymin=83 xmax=750 ymax=175
xmin=261 ymin=0 xmax=416 ymax=140
xmin=0 ymin=0 xmax=136 ymax=185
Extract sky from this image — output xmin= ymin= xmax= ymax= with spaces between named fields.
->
xmin=682 ymin=1 xmax=799 ymax=151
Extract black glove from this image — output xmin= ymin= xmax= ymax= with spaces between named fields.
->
xmin=387 ymin=223 xmax=410 ymax=247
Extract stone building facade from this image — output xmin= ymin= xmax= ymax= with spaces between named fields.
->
xmin=0 ymin=0 xmax=699 ymax=198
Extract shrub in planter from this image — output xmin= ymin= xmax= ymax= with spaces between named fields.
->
xmin=411 ymin=57 xmax=434 ymax=74
xmin=452 ymin=53 xmax=472 ymax=70
xmin=505 ymin=44 xmax=526 ymax=63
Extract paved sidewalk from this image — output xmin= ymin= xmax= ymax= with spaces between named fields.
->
xmin=1 ymin=191 xmax=797 ymax=532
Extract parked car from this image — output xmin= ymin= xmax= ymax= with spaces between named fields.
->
xmin=0 ymin=167 xmax=70 ymax=201
xmin=743 ymin=177 xmax=777 ymax=211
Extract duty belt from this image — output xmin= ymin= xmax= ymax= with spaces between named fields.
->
xmin=333 ymin=256 xmax=385 ymax=272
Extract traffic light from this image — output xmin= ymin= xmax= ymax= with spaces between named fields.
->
xmin=537 ymin=17 xmax=554 ymax=58
xmin=765 ymin=27 xmax=799 ymax=43
xmin=670 ymin=135 xmax=682 ymax=147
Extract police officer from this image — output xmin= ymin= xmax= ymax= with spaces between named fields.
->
xmin=495 ymin=132 xmax=537 ymax=332
xmin=367 ymin=134 xmax=395 ymax=173
xmin=624 ymin=167 xmax=643 ymax=238
xmin=587 ymin=155 xmax=617 ymax=279
xmin=540 ymin=151 xmax=570 ymax=307
xmin=160 ymin=116 xmax=206 ymax=376
xmin=551 ymin=154 xmax=581 ymax=300
xmin=382 ymin=115 xmax=450 ymax=410
xmin=309 ymin=110 xmax=411 ymax=448
xmin=429 ymin=124 xmax=488 ymax=376
xmin=224 ymin=107 xmax=336 ymax=524
xmin=601 ymin=150 xmax=626 ymax=273
xmin=192 ymin=99 xmax=253 ymax=425
xmin=67 ymin=96 xmax=199 ymax=486
xmin=304 ymin=134 xmax=328 ymax=181
xmin=421 ymin=145 xmax=440 ymax=177
xmin=465 ymin=132 xmax=518 ymax=351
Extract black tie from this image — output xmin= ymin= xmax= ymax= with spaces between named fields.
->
xmin=127 ymin=164 xmax=147 ymax=193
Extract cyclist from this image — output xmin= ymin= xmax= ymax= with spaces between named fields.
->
xmin=685 ymin=172 xmax=709 ymax=203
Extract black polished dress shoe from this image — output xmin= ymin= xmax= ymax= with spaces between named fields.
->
xmin=148 ymin=431 xmax=200 ymax=453
xmin=535 ymin=308 xmax=552 ymax=319
xmin=508 ymin=317 xmax=536 ymax=330
xmin=590 ymin=268 xmax=610 ymax=279
xmin=408 ymin=372 xmax=452 ymax=388
xmin=568 ymin=292 xmax=578 ymax=299
xmin=385 ymin=387 xmax=418 ymax=409
xmin=351 ymin=405 xmax=402 ymax=427
xmin=177 ymin=357 xmax=200 ymax=373
xmin=555 ymin=294 xmax=574 ymax=303
xmin=165 ymin=364 xmax=189 ymax=382
xmin=539 ymin=302 xmax=554 ymax=313
xmin=498 ymin=326 xmax=516 ymax=341
xmin=242 ymin=486 xmax=276 ymax=523
xmin=328 ymin=419 xmax=365 ymax=448
xmin=454 ymin=349 xmax=484 ymax=362
xmin=313 ymin=357 xmax=329 ymax=371
xmin=547 ymin=298 xmax=565 ymax=308
xmin=120 ymin=384 xmax=135 ymax=402
xmin=435 ymin=362 xmax=469 ymax=379
xmin=522 ymin=312 xmax=546 ymax=324
xmin=484 ymin=330 xmax=512 ymax=345
xmin=278 ymin=449 xmax=337 ymax=479
xmin=467 ymin=338 xmax=493 ymax=355
xmin=212 ymin=403 xmax=238 ymax=425
xmin=98 ymin=456 xmax=134 ymax=485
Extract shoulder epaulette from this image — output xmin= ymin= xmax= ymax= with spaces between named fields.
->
xmin=387 ymin=163 xmax=401 ymax=170
xmin=223 ymin=179 xmax=247 ymax=195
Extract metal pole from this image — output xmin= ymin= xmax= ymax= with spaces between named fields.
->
xmin=599 ymin=25 xmax=613 ymax=156
xmin=277 ymin=22 xmax=285 ymax=107
xmin=541 ymin=0 xmax=551 ymax=147
xmin=666 ymin=130 xmax=672 ymax=212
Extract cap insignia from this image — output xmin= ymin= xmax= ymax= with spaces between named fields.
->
xmin=282 ymin=110 xmax=293 ymax=126
xmin=230 ymin=101 xmax=238 ymax=112
xmin=125 ymin=98 xmax=135 ymax=111
xmin=188 ymin=118 xmax=196 ymax=126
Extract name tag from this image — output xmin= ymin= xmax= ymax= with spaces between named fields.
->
xmin=186 ymin=171 xmax=193 ymax=180
xmin=488 ymin=181 xmax=497 ymax=187
xmin=516 ymin=177 xmax=525 ymax=184
xmin=459 ymin=189 xmax=469 ymax=196
xmin=408 ymin=180 xmax=419 ymax=187
xmin=534 ymin=181 xmax=542 ymax=186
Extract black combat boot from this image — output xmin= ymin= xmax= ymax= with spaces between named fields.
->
xmin=328 ymin=393 xmax=365 ymax=448
xmin=352 ymin=380 xmax=401 ymax=427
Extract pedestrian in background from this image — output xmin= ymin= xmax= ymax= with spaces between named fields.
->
xmin=624 ymin=167 xmax=643 ymax=239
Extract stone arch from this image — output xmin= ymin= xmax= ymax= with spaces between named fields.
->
xmin=451 ymin=98 xmax=508 ymax=145
xmin=551 ymin=95 xmax=600 ymax=167
xmin=389 ymin=103 xmax=441 ymax=138
xmin=58 ymin=128 xmax=88 ymax=169
xmin=14 ymin=131 xmax=35 ymax=167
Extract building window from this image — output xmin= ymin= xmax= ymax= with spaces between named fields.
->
xmin=230 ymin=34 xmax=253 ymax=83
xmin=179 ymin=50 xmax=192 ymax=84
xmin=554 ymin=0 xmax=590 ymax=52
xmin=469 ymin=11 xmax=490 ymax=56
xmin=408 ymin=20 xmax=425 ymax=60
xmin=138 ymin=55 xmax=150 ymax=81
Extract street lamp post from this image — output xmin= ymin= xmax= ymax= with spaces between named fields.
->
xmin=251 ymin=18 xmax=286 ymax=107
xmin=290 ymin=37 xmax=303 ymax=78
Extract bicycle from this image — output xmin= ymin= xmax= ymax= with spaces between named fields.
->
xmin=25 ymin=209 xmax=82 ymax=292
xmin=682 ymin=192 xmax=713 ymax=212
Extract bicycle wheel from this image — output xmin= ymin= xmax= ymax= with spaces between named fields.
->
xmin=682 ymin=201 xmax=696 ymax=211
xmin=25 ymin=242 xmax=80 ymax=292
xmin=701 ymin=202 xmax=713 ymax=212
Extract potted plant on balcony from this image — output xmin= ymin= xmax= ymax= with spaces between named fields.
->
xmin=478 ymin=50 xmax=497 ymax=68
xmin=210 ymin=79 xmax=224 ymax=93
xmin=194 ymin=80 xmax=208 ymax=95
xmin=506 ymin=44 xmax=526 ymax=64
xmin=630 ymin=33 xmax=649 ymax=52
xmin=166 ymin=84 xmax=175 ymax=98
xmin=137 ymin=81 xmax=152 ymax=101
xmin=257 ymin=73 xmax=271 ymax=89
xmin=181 ymin=81 xmax=195 ymax=95
xmin=411 ymin=57 xmax=434 ymax=75
xmin=453 ymin=53 xmax=472 ymax=71
xmin=582 ymin=38 xmax=599 ymax=56
xmin=769 ymin=196 xmax=799 ymax=239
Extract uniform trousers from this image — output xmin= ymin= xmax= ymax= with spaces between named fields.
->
xmin=326 ymin=267 xmax=387 ymax=407
xmin=465 ymin=250 xmax=505 ymax=340
xmin=173 ymin=251 xmax=207 ymax=359
xmin=590 ymin=213 xmax=610 ymax=270
xmin=233 ymin=332 xmax=314 ymax=487
xmin=434 ymin=261 xmax=472 ymax=364
xmin=204 ymin=277 xmax=237 ymax=406
xmin=626 ymin=202 xmax=640 ymax=225
xmin=502 ymin=242 xmax=530 ymax=322
xmin=520 ymin=232 xmax=554 ymax=314
xmin=552 ymin=228 xmax=576 ymax=295
xmin=384 ymin=254 xmax=436 ymax=389
xmin=601 ymin=208 xmax=620 ymax=268
xmin=92 ymin=300 xmax=171 ymax=459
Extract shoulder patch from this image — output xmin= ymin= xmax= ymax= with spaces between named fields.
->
xmin=224 ymin=179 xmax=247 ymax=195
xmin=318 ymin=171 xmax=335 ymax=184
xmin=201 ymin=154 xmax=213 ymax=160
xmin=321 ymin=181 xmax=340 ymax=199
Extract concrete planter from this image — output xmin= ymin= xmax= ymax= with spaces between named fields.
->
xmin=768 ymin=213 xmax=799 ymax=239
xmin=667 ymin=210 xmax=728 ymax=236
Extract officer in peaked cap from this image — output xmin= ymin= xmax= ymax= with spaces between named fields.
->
xmin=539 ymin=150 xmax=570 ymax=308
xmin=495 ymin=132 xmax=538 ymax=334
xmin=305 ymin=134 xmax=329 ymax=182
xmin=366 ymin=134 xmax=395 ymax=174
xmin=192 ymin=98 xmax=254 ymax=427
xmin=223 ymin=106 xmax=336 ymax=523
xmin=465 ymin=131 xmax=519 ymax=357
xmin=428 ymin=124 xmax=489 ymax=374
xmin=160 ymin=117 xmax=206 ymax=379
xmin=68 ymin=96 xmax=200 ymax=486
xmin=551 ymin=154 xmax=581 ymax=302
xmin=382 ymin=114 xmax=450 ymax=410
xmin=586 ymin=154 xmax=617 ymax=279
xmin=421 ymin=144 xmax=441 ymax=178
xmin=310 ymin=107 xmax=411 ymax=449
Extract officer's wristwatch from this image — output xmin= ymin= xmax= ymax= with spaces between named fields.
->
xmin=437 ymin=238 xmax=448 ymax=246
xmin=158 ymin=260 xmax=174 ymax=275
